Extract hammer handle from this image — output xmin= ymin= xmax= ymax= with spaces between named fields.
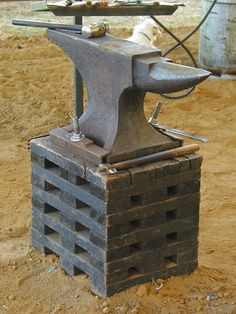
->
xmin=113 ymin=144 xmax=199 ymax=170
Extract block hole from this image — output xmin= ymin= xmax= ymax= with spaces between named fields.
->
xmin=75 ymin=199 xmax=90 ymax=209
xmin=75 ymin=221 xmax=89 ymax=232
xmin=44 ymin=226 xmax=60 ymax=243
xmin=74 ymin=176 xmax=88 ymax=186
xmin=73 ymin=266 xmax=82 ymax=275
xmin=44 ymin=203 xmax=58 ymax=214
xmin=129 ymin=219 xmax=141 ymax=230
xmin=45 ymin=181 xmax=59 ymax=192
xmin=45 ymin=159 xmax=59 ymax=170
xmin=74 ymin=243 xmax=87 ymax=255
xmin=128 ymin=266 xmax=140 ymax=278
xmin=166 ymin=232 xmax=178 ymax=244
xmin=130 ymin=194 xmax=143 ymax=206
xmin=129 ymin=242 xmax=141 ymax=254
xmin=44 ymin=225 xmax=56 ymax=235
xmin=166 ymin=209 xmax=177 ymax=222
xmin=164 ymin=255 xmax=177 ymax=268
xmin=167 ymin=185 xmax=178 ymax=197
xmin=44 ymin=247 xmax=54 ymax=255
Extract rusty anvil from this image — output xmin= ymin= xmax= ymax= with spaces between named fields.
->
xmin=48 ymin=30 xmax=210 ymax=163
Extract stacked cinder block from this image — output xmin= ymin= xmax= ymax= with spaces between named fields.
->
xmin=31 ymin=136 xmax=202 ymax=297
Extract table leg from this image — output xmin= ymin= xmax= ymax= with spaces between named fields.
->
xmin=74 ymin=16 xmax=83 ymax=118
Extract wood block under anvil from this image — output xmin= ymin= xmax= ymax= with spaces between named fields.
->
xmin=31 ymin=136 xmax=202 ymax=297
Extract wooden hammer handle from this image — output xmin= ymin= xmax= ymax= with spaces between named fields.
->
xmin=113 ymin=144 xmax=199 ymax=170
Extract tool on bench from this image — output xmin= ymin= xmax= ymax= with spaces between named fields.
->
xmin=149 ymin=102 xmax=209 ymax=142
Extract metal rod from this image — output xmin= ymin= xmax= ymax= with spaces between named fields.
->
xmin=74 ymin=16 xmax=84 ymax=118
xmin=148 ymin=101 xmax=163 ymax=125
xmin=113 ymin=144 xmax=199 ymax=170
xmin=152 ymin=123 xmax=208 ymax=142
xmin=12 ymin=19 xmax=82 ymax=32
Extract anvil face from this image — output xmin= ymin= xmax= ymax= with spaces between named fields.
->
xmin=48 ymin=30 xmax=210 ymax=163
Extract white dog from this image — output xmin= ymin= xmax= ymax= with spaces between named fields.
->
xmin=127 ymin=18 xmax=160 ymax=48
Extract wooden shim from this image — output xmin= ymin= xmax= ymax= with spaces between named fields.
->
xmin=49 ymin=128 xmax=109 ymax=165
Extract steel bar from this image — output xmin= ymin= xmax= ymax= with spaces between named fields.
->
xmin=152 ymin=124 xmax=208 ymax=142
xmin=12 ymin=19 xmax=82 ymax=31
xmin=112 ymin=144 xmax=199 ymax=170
xmin=74 ymin=16 xmax=83 ymax=118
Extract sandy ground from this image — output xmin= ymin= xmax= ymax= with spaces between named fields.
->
xmin=0 ymin=14 xmax=236 ymax=314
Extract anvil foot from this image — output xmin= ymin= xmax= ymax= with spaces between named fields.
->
xmin=49 ymin=125 xmax=181 ymax=165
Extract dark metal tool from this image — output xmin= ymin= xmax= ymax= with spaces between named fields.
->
xmin=12 ymin=19 xmax=83 ymax=32
xmin=45 ymin=30 xmax=210 ymax=163
xmin=68 ymin=114 xmax=85 ymax=142
xmin=149 ymin=103 xmax=208 ymax=142
xmin=153 ymin=124 xmax=208 ymax=142
xmin=98 ymin=143 xmax=199 ymax=173
xmin=12 ymin=19 xmax=109 ymax=38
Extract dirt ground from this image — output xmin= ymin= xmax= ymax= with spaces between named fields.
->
xmin=0 ymin=15 xmax=236 ymax=314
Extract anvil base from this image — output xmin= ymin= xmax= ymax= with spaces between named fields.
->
xmin=31 ymin=137 xmax=202 ymax=297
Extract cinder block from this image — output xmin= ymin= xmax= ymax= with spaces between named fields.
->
xmin=31 ymin=137 xmax=202 ymax=297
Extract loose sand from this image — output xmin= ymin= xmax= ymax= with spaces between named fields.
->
xmin=0 ymin=27 xmax=235 ymax=313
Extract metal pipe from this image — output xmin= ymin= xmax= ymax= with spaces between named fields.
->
xmin=113 ymin=144 xmax=199 ymax=170
xmin=74 ymin=16 xmax=83 ymax=119
xmin=12 ymin=19 xmax=82 ymax=32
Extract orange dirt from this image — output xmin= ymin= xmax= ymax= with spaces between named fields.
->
xmin=0 ymin=28 xmax=235 ymax=314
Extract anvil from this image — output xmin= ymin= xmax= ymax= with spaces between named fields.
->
xmin=48 ymin=30 xmax=210 ymax=163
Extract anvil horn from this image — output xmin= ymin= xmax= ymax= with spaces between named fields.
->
xmin=134 ymin=57 xmax=211 ymax=94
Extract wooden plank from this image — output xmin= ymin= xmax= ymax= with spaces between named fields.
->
xmin=33 ymin=206 xmax=105 ymax=261
xmin=32 ymin=163 xmax=106 ymax=212
xmin=49 ymin=128 xmax=109 ymax=165
xmin=32 ymin=187 xmax=105 ymax=236
xmin=31 ymin=137 xmax=85 ymax=178
xmin=32 ymin=228 xmax=104 ymax=280
xmin=107 ymin=192 xmax=200 ymax=225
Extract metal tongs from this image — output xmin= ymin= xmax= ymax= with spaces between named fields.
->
xmin=149 ymin=102 xmax=208 ymax=142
